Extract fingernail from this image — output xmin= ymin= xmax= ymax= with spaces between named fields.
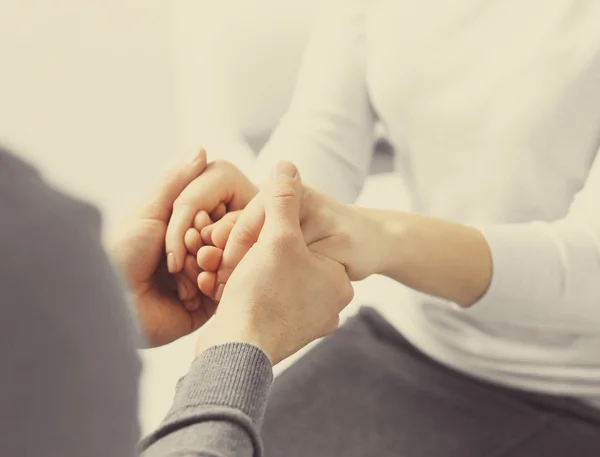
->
xmin=274 ymin=161 xmax=297 ymax=178
xmin=167 ymin=252 xmax=176 ymax=273
xmin=177 ymin=281 xmax=188 ymax=300
xmin=215 ymin=283 xmax=224 ymax=302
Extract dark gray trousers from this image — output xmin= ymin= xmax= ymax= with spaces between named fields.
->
xmin=261 ymin=307 xmax=600 ymax=456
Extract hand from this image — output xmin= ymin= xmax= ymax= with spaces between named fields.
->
xmin=165 ymin=160 xmax=258 ymax=275
xmin=195 ymin=162 xmax=354 ymax=364
xmin=108 ymin=149 xmax=218 ymax=347
xmin=192 ymin=183 xmax=385 ymax=300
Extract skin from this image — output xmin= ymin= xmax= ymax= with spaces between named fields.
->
xmin=196 ymin=162 xmax=355 ymax=363
xmin=165 ymin=160 xmax=258 ymax=274
xmin=108 ymin=153 xmax=353 ymax=363
xmin=108 ymin=149 xmax=218 ymax=348
xmin=175 ymin=160 xmax=492 ymax=309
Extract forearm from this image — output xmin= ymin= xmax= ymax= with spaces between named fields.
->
xmin=140 ymin=343 xmax=273 ymax=457
xmin=366 ymin=209 xmax=493 ymax=307
xmin=363 ymin=206 xmax=600 ymax=329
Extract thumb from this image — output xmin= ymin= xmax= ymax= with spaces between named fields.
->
xmin=139 ymin=148 xmax=207 ymax=221
xmin=217 ymin=162 xmax=302 ymax=289
xmin=217 ymin=193 xmax=265 ymax=287
xmin=261 ymin=161 xmax=302 ymax=238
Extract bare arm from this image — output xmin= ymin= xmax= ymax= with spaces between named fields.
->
xmin=364 ymin=145 xmax=600 ymax=329
xmin=367 ymin=209 xmax=492 ymax=307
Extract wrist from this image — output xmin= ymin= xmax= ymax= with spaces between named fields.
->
xmin=355 ymin=207 xmax=404 ymax=277
xmin=359 ymin=209 xmax=492 ymax=307
xmin=195 ymin=316 xmax=275 ymax=365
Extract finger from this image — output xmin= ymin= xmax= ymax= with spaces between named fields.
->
xmin=182 ymin=295 xmax=201 ymax=312
xmin=200 ymin=224 xmax=214 ymax=246
xmin=177 ymin=254 xmax=201 ymax=302
xmin=197 ymin=245 xmax=223 ymax=272
xmin=308 ymin=236 xmax=350 ymax=273
xmin=139 ymin=148 xmax=207 ymax=222
xmin=184 ymin=228 xmax=203 ymax=255
xmin=155 ymin=260 xmax=178 ymax=292
xmin=218 ymin=193 xmax=266 ymax=286
xmin=216 ymin=162 xmax=302 ymax=286
xmin=183 ymin=254 xmax=202 ymax=285
xmin=197 ymin=271 xmax=218 ymax=298
xmin=210 ymin=203 xmax=227 ymax=221
xmin=194 ymin=210 xmax=213 ymax=233
xmin=174 ymin=272 xmax=197 ymax=301
xmin=189 ymin=296 xmax=218 ymax=330
xmin=261 ymin=161 xmax=303 ymax=238
xmin=202 ymin=210 xmax=242 ymax=249
xmin=166 ymin=164 xmax=234 ymax=274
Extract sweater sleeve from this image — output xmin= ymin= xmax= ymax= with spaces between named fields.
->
xmin=254 ymin=0 xmax=376 ymax=203
xmin=472 ymin=146 xmax=600 ymax=332
xmin=139 ymin=343 xmax=273 ymax=457
xmin=0 ymin=148 xmax=142 ymax=457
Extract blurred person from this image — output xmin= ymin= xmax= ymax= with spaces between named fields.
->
xmin=0 ymin=148 xmax=353 ymax=457
xmin=165 ymin=1 xmax=600 ymax=455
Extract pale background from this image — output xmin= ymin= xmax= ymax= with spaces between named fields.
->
xmin=0 ymin=0 xmax=409 ymax=434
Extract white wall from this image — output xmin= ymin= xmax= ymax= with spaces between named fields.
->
xmin=0 ymin=0 xmax=177 ymax=229
xmin=171 ymin=0 xmax=320 ymax=172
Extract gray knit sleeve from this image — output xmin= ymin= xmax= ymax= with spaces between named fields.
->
xmin=140 ymin=343 xmax=273 ymax=457
xmin=0 ymin=148 xmax=142 ymax=457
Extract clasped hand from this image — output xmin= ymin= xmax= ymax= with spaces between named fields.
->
xmin=109 ymin=149 xmax=383 ymax=364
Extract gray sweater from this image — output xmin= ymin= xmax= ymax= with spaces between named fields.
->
xmin=0 ymin=148 xmax=272 ymax=457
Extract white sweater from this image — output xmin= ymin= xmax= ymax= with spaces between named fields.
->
xmin=255 ymin=0 xmax=600 ymax=406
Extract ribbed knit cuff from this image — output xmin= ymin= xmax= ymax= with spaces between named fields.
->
xmin=169 ymin=343 xmax=273 ymax=426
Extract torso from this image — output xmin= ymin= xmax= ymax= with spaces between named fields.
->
xmin=363 ymin=0 xmax=600 ymax=404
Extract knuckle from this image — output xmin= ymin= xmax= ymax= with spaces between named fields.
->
xmin=224 ymin=210 xmax=241 ymax=223
xmin=271 ymin=180 xmax=297 ymax=199
xmin=233 ymin=224 xmax=256 ymax=246
xmin=162 ymin=166 xmax=182 ymax=184
xmin=211 ymin=160 xmax=235 ymax=177
xmin=211 ymin=164 xmax=227 ymax=181
xmin=172 ymin=195 xmax=191 ymax=212
xmin=211 ymin=159 xmax=228 ymax=168
xmin=194 ymin=211 xmax=211 ymax=229
xmin=271 ymin=229 xmax=299 ymax=251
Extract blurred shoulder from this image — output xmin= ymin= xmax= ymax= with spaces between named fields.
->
xmin=0 ymin=146 xmax=139 ymax=346
xmin=0 ymin=146 xmax=108 ymax=308
xmin=0 ymin=146 xmax=102 ymax=248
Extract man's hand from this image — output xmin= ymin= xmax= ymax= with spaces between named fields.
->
xmin=165 ymin=160 xmax=258 ymax=275
xmin=192 ymin=184 xmax=386 ymax=300
xmin=108 ymin=149 xmax=218 ymax=347
xmin=195 ymin=162 xmax=354 ymax=365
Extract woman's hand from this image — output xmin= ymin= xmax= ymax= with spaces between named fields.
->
xmin=300 ymin=189 xmax=385 ymax=280
xmin=191 ymin=181 xmax=387 ymax=300
xmin=195 ymin=162 xmax=354 ymax=365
